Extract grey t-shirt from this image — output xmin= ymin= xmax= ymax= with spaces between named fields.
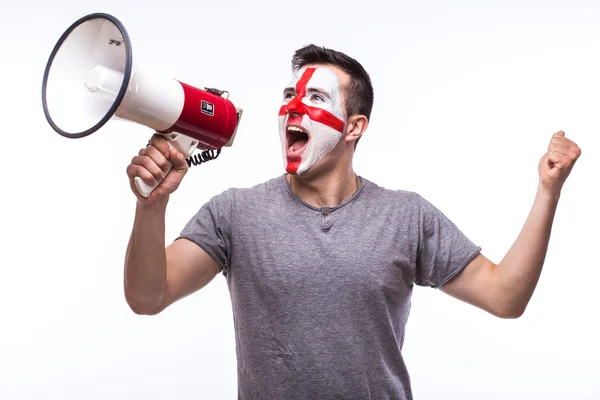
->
xmin=178 ymin=174 xmax=481 ymax=400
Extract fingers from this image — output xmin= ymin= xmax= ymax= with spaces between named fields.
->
xmin=169 ymin=149 xmax=189 ymax=171
xmin=548 ymin=141 xmax=571 ymax=157
xmin=150 ymin=133 xmax=172 ymax=159
xmin=126 ymin=133 xmax=193 ymax=200
xmin=548 ymin=131 xmax=582 ymax=160
xmin=140 ymin=145 xmax=171 ymax=172
xmin=545 ymin=131 xmax=582 ymax=173
xmin=127 ymin=145 xmax=171 ymax=186
xmin=547 ymin=150 xmax=564 ymax=167
xmin=126 ymin=163 xmax=156 ymax=186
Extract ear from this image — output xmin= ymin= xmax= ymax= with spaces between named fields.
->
xmin=344 ymin=114 xmax=369 ymax=144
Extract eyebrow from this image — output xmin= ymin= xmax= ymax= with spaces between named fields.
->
xmin=283 ymin=87 xmax=331 ymax=99
xmin=307 ymin=88 xmax=331 ymax=99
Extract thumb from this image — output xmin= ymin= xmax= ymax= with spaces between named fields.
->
xmin=169 ymin=149 xmax=189 ymax=171
xmin=553 ymin=130 xmax=565 ymax=138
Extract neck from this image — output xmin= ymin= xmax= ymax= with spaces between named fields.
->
xmin=288 ymin=165 xmax=359 ymax=208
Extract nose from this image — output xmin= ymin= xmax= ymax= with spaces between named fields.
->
xmin=286 ymin=96 xmax=307 ymax=116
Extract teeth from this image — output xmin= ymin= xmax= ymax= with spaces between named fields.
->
xmin=289 ymin=145 xmax=294 ymax=151
xmin=287 ymin=126 xmax=305 ymax=133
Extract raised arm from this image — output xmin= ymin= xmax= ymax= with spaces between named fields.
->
xmin=124 ymin=134 xmax=221 ymax=315
xmin=440 ymin=131 xmax=581 ymax=318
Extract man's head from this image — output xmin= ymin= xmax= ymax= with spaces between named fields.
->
xmin=278 ymin=45 xmax=374 ymax=176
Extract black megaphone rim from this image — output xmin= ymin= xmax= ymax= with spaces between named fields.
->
xmin=41 ymin=12 xmax=133 ymax=139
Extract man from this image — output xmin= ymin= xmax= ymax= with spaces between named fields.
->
xmin=124 ymin=45 xmax=581 ymax=399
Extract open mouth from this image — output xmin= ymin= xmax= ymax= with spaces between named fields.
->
xmin=286 ymin=125 xmax=309 ymax=154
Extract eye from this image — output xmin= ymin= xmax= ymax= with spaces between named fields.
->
xmin=311 ymin=93 xmax=325 ymax=102
xmin=283 ymin=92 xmax=295 ymax=100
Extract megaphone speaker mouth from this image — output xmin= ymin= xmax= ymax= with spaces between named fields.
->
xmin=42 ymin=13 xmax=132 ymax=139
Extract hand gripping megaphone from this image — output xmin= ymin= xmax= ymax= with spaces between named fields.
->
xmin=41 ymin=13 xmax=243 ymax=197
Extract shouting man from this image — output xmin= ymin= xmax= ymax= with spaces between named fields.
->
xmin=124 ymin=45 xmax=581 ymax=399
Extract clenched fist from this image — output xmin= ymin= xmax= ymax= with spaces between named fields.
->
xmin=538 ymin=131 xmax=581 ymax=198
xmin=126 ymin=133 xmax=189 ymax=203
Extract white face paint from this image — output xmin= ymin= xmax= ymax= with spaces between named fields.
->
xmin=278 ymin=66 xmax=346 ymax=175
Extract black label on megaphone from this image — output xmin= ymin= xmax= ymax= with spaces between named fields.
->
xmin=201 ymin=100 xmax=215 ymax=117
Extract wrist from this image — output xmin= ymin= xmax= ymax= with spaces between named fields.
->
xmin=136 ymin=196 xmax=169 ymax=213
xmin=536 ymin=183 xmax=560 ymax=204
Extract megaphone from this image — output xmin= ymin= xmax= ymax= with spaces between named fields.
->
xmin=41 ymin=13 xmax=243 ymax=197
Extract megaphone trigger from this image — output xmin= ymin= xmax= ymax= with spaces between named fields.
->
xmin=134 ymin=132 xmax=199 ymax=198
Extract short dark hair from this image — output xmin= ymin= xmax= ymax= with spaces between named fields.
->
xmin=291 ymin=45 xmax=374 ymax=147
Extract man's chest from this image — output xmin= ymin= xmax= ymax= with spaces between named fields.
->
xmin=228 ymin=204 xmax=419 ymax=301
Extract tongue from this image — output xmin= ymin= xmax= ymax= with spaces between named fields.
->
xmin=293 ymin=137 xmax=308 ymax=151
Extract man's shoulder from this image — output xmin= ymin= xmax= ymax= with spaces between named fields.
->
xmin=228 ymin=175 xmax=284 ymax=194
xmin=218 ymin=175 xmax=287 ymax=205
xmin=362 ymin=177 xmax=422 ymax=204
xmin=364 ymin=180 xmax=455 ymax=220
xmin=194 ymin=176 xmax=286 ymax=218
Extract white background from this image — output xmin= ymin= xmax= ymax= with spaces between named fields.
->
xmin=1 ymin=0 xmax=599 ymax=399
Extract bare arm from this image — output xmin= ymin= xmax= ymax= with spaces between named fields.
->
xmin=441 ymin=131 xmax=581 ymax=318
xmin=124 ymin=199 xmax=170 ymax=314
xmin=124 ymin=205 xmax=221 ymax=315
xmin=162 ymin=238 xmax=221 ymax=311
xmin=123 ymin=134 xmax=221 ymax=315
xmin=440 ymin=189 xmax=558 ymax=318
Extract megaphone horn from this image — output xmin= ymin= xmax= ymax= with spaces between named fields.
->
xmin=42 ymin=13 xmax=243 ymax=198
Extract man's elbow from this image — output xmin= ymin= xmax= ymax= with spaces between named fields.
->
xmin=128 ymin=302 xmax=163 ymax=316
xmin=125 ymin=291 xmax=165 ymax=316
xmin=492 ymin=302 xmax=527 ymax=319
xmin=496 ymin=307 xmax=525 ymax=319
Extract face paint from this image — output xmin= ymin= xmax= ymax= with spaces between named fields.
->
xmin=278 ymin=67 xmax=345 ymax=175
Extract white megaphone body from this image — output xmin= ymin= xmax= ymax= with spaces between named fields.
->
xmin=42 ymin=13 xmax=243 ymax=197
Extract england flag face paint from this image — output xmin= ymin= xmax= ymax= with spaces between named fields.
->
xmin=278 ymin=67 xmax=346 ymax=175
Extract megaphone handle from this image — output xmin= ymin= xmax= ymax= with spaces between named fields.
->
xmin=133 ymin=133 xmax=199 ymax=198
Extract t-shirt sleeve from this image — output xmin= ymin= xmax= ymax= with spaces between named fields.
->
xmin=415 ymin=194 xmax=481 ymax=288
xmin=175 ymin=189 xmax=232 ymax=276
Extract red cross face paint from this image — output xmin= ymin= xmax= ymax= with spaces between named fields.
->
xmin=278 ymin=67 xmax=345 ymax=175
